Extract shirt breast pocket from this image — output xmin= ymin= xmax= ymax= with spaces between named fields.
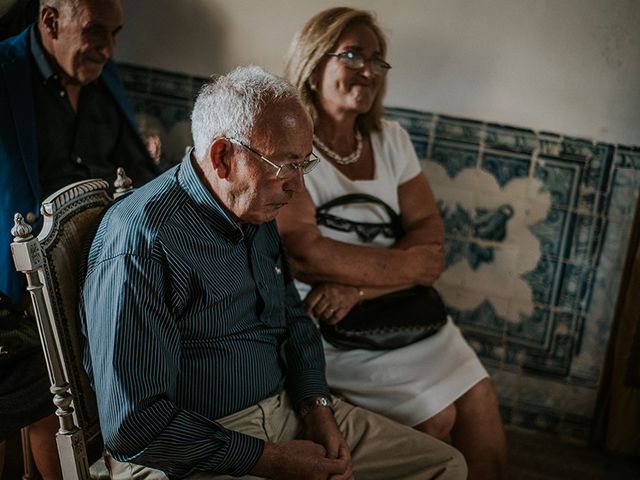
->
xmin=256 ymin=252 xmax=287 ymax=328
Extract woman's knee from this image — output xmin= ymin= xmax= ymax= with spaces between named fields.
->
xmin=456 ymin=378 xmax=501 ymax=418
xmin=415 ymin=403 xmax=457 ymax=439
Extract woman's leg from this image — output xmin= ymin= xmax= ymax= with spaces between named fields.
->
xmin=29 ymin=413 xmax=63 ymax=480
xmin=450 ymin=378 xmax=509 ymax=479
xmin=414 ymin=403 xmax=457 ymax=440
xmin=414 ymin=379 xmax=508 ymax=479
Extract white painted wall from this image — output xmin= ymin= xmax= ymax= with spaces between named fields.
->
xmin=118 ymin=0 xmax=640 ymax=146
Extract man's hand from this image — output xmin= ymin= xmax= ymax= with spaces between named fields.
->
xmin=250 ymin=437 xmax=352 ymax=480
xmin=302 ymin=406 xmax=353 ymax=480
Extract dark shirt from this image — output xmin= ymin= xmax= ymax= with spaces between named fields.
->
xmin=29 ymin=26 xmax=153 ymax=199
xmin=80 ymin=152 xmax=329 ymax=478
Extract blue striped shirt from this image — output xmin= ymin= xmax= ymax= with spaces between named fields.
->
xmin=80 ymin=152 xmax=329 ymax=478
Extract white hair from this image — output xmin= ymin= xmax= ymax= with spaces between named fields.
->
xmin=191 ymin=65 xmax=300 ymax=161
xmin=40 ymin=0 xmax=81 ymax=18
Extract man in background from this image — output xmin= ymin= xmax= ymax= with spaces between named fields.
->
xmin=0 ymin=0 xmax=156 ymax=477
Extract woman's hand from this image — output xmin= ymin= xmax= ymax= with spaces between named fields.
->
xmin=305 ymin=283 xmax=361 ymax=325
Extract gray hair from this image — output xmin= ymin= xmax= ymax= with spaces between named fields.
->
xmin=40 ymin=0 xmax=81 ymax=18
xmin=191 ymin=65 xmax=300 ymax=161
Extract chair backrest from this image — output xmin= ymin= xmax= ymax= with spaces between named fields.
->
xmin=10 ymin=173 xmax=132 ymax=480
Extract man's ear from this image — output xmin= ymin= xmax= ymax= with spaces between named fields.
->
xmin=208 ymin=138 xmax=232 ymax=179
xmin=41 ymin=6 xmax=60 ymax=39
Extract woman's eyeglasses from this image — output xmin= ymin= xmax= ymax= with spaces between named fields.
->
xmin=325 ymin=50 xmax=392 ymax=75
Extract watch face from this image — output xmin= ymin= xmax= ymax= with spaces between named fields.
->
xmin=299 ymin=396 xmax=334 ymax=417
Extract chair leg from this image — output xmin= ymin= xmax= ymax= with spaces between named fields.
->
xmin=20 ymin=426 xmax=37 ymax=480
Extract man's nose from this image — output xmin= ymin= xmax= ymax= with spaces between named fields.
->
xmin=284 ymin=169 xmax=304 ymax=192
xmin=98 ymin=35 xmax=117 ymax=60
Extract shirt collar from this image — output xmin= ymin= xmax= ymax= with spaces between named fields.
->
xmin=29 ymin=25 xmax=58 ymax=82
xmin=177 ymin=148 xmax=245 ymax=244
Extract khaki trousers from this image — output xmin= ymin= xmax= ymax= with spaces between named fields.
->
xmin=108 ymin=392 xmax=466 ymax=479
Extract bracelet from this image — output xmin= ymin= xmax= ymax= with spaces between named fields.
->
xmin=297 ymin=396 xmax=334 ymax=418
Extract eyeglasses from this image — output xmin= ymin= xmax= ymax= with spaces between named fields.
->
xmin=227 ymin=137 xmax=320 ymax=179
xmin=325 ymin=51 xmax=392 ymax=75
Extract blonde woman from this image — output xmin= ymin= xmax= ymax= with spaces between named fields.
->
xmin=278 ymin=7 xmax=509 ymax=479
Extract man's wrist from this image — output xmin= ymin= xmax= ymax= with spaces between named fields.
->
xmin=297 ymin=395 xmax=334 ymax=419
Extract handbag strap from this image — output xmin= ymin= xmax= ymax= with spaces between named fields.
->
xmin=316 ymin=193 xmax=404 ymax=242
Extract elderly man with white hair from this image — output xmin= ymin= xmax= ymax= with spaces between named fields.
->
xmin=81 ymin=65 xmax=467 ymax=480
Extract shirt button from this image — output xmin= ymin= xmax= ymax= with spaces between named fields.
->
xmin=274 ymin=266 xmax=282 ymax=275
xmin=26 ymin=212 xmax=37 ymax=223
xmin=59 ymin=90 xmax=65 ymax=97
xmin=75 ymin=156 xmax=83 ymax=165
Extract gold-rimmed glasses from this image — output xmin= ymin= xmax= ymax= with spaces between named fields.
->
xmin=227 ymin=137 xmax=320 ymax=179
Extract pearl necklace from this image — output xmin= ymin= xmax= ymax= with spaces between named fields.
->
xmin=313 ymin=131 xmax=363 ymax=165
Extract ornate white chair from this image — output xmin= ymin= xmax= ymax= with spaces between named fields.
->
xmin=10 ymin=169 xmax=133 ymax=480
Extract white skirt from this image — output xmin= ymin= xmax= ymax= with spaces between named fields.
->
xmin=323 ymin=317 xmax=488 ymax=426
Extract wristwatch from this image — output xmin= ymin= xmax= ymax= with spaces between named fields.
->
xmin=297 ymin=396 xmax=334 ymax=418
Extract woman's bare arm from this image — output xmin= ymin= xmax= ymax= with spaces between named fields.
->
xmin=392 ymin=173 xmax=445 ymax=281
xmin=277 ymin=173 xmax=444 ymax=288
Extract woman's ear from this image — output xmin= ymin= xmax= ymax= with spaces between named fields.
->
xmin=308 ymin=69 xmax=321 ymax=92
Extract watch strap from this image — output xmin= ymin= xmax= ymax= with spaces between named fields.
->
xmin=297 ymin=396 xmax=334 ymax=418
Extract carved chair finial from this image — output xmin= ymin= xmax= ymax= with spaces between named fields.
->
xmin=114 ymin=167 xmax=133 ymax=198
xmin=11 ymin=213 xmax=33 ymax=241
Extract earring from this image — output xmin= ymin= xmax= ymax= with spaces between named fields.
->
xmin=309 ymin=82 xmax=317 ymax=91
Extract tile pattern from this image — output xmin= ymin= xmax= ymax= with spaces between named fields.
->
xmin=117 ymin=64 xmax=640 ymax=440
xmin=388 ymin=107 xmax=640 ymax=439
xmin=118 ymin=62 xmax=202 ymax=170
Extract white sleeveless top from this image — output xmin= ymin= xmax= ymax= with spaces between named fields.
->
xmin=305 ymin=119 xmax=422 ymax=248
xmin=297 ymin=119 xmax=422 ymax=300
xmin=296 ymin=119 xmax=488 ymax=426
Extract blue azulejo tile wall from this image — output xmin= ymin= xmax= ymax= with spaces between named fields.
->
xmin=386 ymin=107 xmax=640 ymax=438
xmin=118 ymin=63 xmax=202 ymax=170
xmin=118 ymin=63 xmax=640 ymax=440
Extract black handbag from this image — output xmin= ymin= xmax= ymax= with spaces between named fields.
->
xmin=316 ymin=194 xmax=448 ymax=350
xmin=319 ymin=285 xmax=447 ymax=350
